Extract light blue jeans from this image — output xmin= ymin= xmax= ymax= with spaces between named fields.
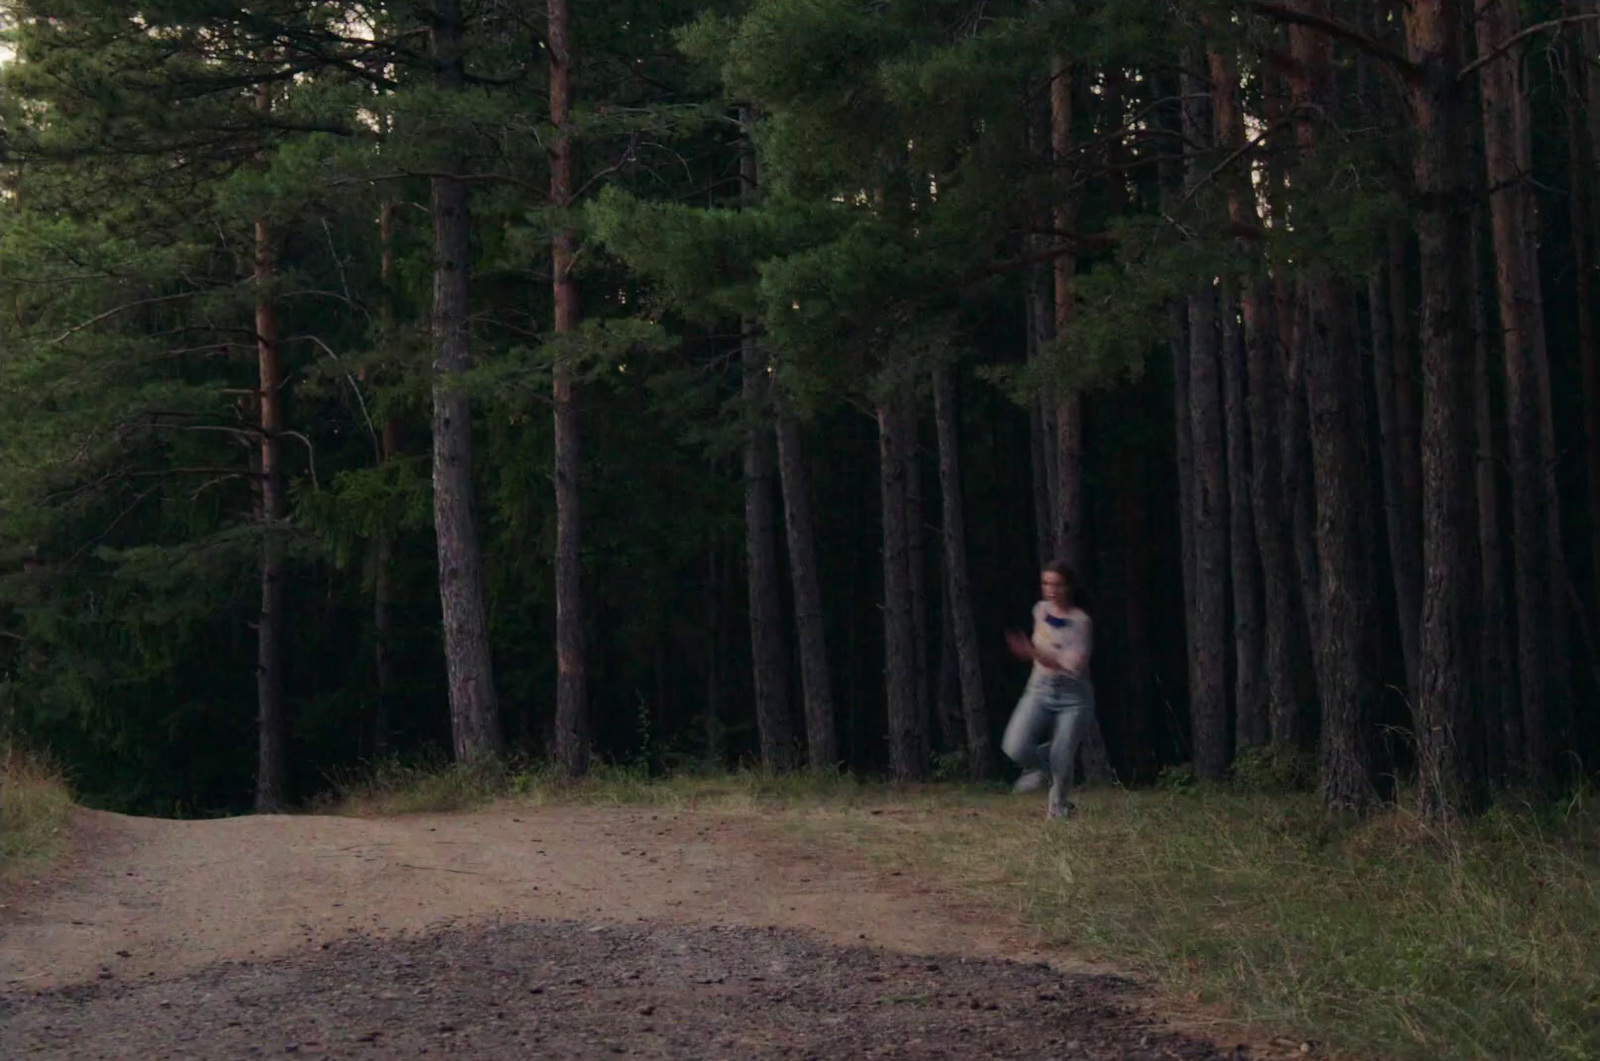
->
xmin=1002 ymin=672 xmax=1095 ymax=814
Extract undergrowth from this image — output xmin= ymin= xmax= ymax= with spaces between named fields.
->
xmin=1 ymin=745 xmax=74 ymax=882
xmin=816 ymin=785 xmax=1600 ymax=1061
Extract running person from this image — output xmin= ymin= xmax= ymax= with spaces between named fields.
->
xmin=1002 ymin=560 xmax=1095 ymax=820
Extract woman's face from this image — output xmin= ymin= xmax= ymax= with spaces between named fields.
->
xmin=1040 ymin=570 xmax=1069 ymax=608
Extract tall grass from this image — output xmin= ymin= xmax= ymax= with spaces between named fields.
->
xmin=1 ymin=745 xmax=73 ymax=881
xmin=812 ymin=786 xmax=1600 ymax=1061
xmin=317 ymin=754 xmax=887 ymax=817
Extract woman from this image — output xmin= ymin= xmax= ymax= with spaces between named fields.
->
xmin=1002 ymin=560 xmax=1095 ymax=820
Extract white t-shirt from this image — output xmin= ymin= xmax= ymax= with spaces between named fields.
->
xmin=1030 ymin=602 xmax=1092 ymax=681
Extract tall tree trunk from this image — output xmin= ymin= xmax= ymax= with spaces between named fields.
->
xmin=1221 ymin=284 xmax=1266 ymax=752
xmin=906 ymin=425 xmax=932 ymax=756
xmin=1477 ymin=0 xmax=1569 ymax=796
xmin=1472 ymin=208 xmax=1519 ymax=781
xmin=429 ymin=0 xmax=501 ymax=765
xmin=1207 ymin=22 xmax=1269 ymax=760
xmin=372 ymin=196 xmax=399 ymax=759
xmin=549 ymin=0 xmax=588 ymax=776
xmin=1406 ymin=1 xmax=1488 ymax=819
xmin=1370 ymin=252 xmax=1423 ymax=702
xmin=1290 ymin=4 xmax=1383 ymax=811
xmin=743 ymin=337 xmax=794 ymax=771
xmin=740 ymin=108 xmax=796 ymax=773
xmin=1213 ymin=44 xmax=1301 ymax=754
xmin=880 ymin=390 xmax=927 ymax=782
xmin=775 ymin=409 xmax=834 ymax=769
xmin=1181 ymin=56 xmax=1231 ymax=781
xmin=933 ymin=366 xmax=993 ymax=780
xmin=1116 ymin=441 xmax=1156 ymax=781
xmin=1388 ymin=222 xmax=1425 ymax=615
xmin=1567 ymin=9 xmax=1600 ymax=621
xmin=1051 ymin=54 xmax=1111 ymax=782
xmin=1172 ymin=303 xmax=1197 ymax=733
xmin=1051 ymin=56 xmax=1084 ymax=572
xmin=253 ymin=87 xmax=288 ymax=810
xmin=936 ymin=593 xmax=963 ymax=755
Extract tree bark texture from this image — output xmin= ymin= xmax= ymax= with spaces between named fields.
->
xmin=254 ymin=166 xmax=288 ymax=813
xmin=880 ymin=391 xmax=928 ymax=781
xmin=743 ymin=336 xmax=795 ymax=772
xmin=933 ymin=366 xmax=994 ymax=779
xmin=1221 ymin=284 xmax=1266 ymax=753
xmin=1405 ymin=1 xmax=1488 ymax=819
xmin=1207 ymin=45 xmax=1268 ymax=755
xmin=1181 ymin=57 xmax=1230 ymax=781
xmin=1472 ymin=208 xmax=1519 ymax=782
xmin=1291 ymin=4 xmax=1383 ymax=812
xmin=550 ymin=0 xmax=587 ymax=775
xmin=1477 ymin=0 xmax=1570 ymax=795
xmin=430 ymin=0 xmax=502 ymax=766
xmin=1051 ymin=54 xmax=1085 ymax=575
xmin=1370 ymin=255 xmax=1422 ymax=703
xmin=1566 ymin=9 xmax=1600 ymax=623
xmin=905 ymin=425 xmax=932 ymax=756
xmin=776 ymin=409 xmax=838 ymax=771
xmin=372 ymin=196 xmax=398 ymax=758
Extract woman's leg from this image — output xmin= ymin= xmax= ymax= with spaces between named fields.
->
xmin=1001 ymin=675 xmax=1049 ymax=772
xmin=1046 ymin=681 xmax=1094 ymax=818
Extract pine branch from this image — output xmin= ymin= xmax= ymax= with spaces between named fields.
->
xmin=1458 ymin=13 xmax=1600 ymax=82
xmin=1247 ymin=3 xmax=1420 ymax=78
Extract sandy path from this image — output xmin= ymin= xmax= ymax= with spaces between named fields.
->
xmin=1 ymin=803 xmax=1068 ymax=991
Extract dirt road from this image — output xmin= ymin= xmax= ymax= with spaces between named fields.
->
xmin=0 ymin=803 xmax=1245 ymax=1059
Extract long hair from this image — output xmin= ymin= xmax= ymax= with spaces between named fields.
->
xmin=1042 ymin=559 xmax=1083 ymax=608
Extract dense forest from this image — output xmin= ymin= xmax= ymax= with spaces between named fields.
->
xmin=1 ymin=0 xmax=1596 ymax=820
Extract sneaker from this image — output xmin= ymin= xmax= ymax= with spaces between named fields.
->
xmin=1013 ymin=769 xmax=1048 ymax=794
xmin=1046 ymin=798 xmax=1077 ymax=821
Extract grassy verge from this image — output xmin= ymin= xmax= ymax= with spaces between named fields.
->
xmin=318 ymin=759 xmax=1597 ymax=1060
xmin=317 ymin=755 xmax=893 ymax=817
xmin=797 ymin=786 xmax=1600 ymax=1061
xmin=1 ymin=746 xmax=74 ymax=883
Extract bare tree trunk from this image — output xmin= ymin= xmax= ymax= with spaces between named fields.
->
xmin=1051 ymin=54 xmax=1111 ymax=782
xmin=906 ymin=426 xmax=932 ymax=757
xmin=1213 ymin=46 xmax=1301 ymax=755
xmin=550 ymin=0 xmax=587 ymax=775
xmin=1567 ymin=9 xmax=1600 ymax=621
xmin=1181 ymin=57 xmax=1231 ymax=781
xmin=1389 ymin=222 xmax=1425 ymax=613
xmin=1472 ymin=208 xmax=1519 ymax=781
xmin=1027 ymin=90 xmax=1058 ymax=567
xmin=372 ymin=196 xmax=398 ymax=759
xmin=254 ymin=86 xmax=288 ymax=809
xmin=739 ymin=107 xmax=795 ymax=772
xmin=1477 ymin=0 xmax=1569 ymax=796
xmin=1405 ymin=0 xmax=1487 ymax=819
xmin=1207 ymin=25 xmax=1268 ymax=759
xmin=775 ymin=410 xmax=833 ymax=769
xmin=1370 ymin=253 xmax=1422 ymax=702
xmin=430 ymin=0 xmax=501 ymax=765
xmin=1290 ymin=4 xmax=1383 ymax=812
xmin=1051 ymin=55 xmax=1085 ymax=574
xmin=933 ymin=366 xmax=993 ymax=779
xmin=1222 ymin=285 xmax=1266 ymax=752
xmin=743 ymin=339 xmax=794 ymax=771
xmin=880 ymin=391 xmax=927 ymax=782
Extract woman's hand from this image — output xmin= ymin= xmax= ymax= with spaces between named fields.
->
xmin=1005 ymin=630 xmax=1035 ymax=663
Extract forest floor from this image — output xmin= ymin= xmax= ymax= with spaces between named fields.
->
xmin=0 ymin=800 xmax=1294 ymax=1060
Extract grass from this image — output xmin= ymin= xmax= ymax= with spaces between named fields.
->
xmin=316 ymin=754 xmax=889 ymax=817
xmin=1 ymin=745 xmax=74 ymax=883
xmin=800 ymin=785 xmax=1600 ymax=1061
xmin=318 ymin=758 xmax=1599 ymax=1061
